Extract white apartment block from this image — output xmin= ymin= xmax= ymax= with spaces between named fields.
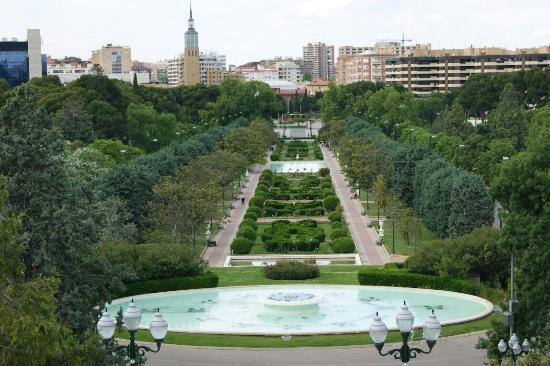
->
xmin=303 ymin=42 xmax=335 ymax=80
xmin=167 ymin=55 xmax=184 ymax=86
xmin=241 ymin=68 xmax=278 ymax=81
xmin=47 ymin=62 xmax=149 ymax=84
xmin=276 ymin=61 xmax=302 ymax=83
xmin=336 ymin=53 xmax=390 ymax=85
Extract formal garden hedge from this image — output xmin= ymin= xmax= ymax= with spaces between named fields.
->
xmin=357 ymin=268 xmax=479 ymax=295
xmin=264 ymin=261 xmax=320 ymax=280
xmin=118 ymin=272 xmax=219 ymax=297
xmin=269 ymin=140 xmax=323 ymax=161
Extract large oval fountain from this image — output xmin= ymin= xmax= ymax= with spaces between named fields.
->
xmin=106 ymin=285 xmax=492 ymax=335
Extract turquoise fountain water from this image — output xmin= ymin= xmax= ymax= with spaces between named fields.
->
xmin=106 ymin=285 xmax=492 ymax=335
xmin=269 ymin=161 xmax=327 ymax=173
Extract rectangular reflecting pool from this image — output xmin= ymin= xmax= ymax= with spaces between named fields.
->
xmin=269 ymin=160 xmax=327 ymax=173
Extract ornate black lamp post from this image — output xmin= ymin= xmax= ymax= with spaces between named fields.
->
xmin=498 ymin=334 xmax=530 ymax=364
xmin=369 ymin=302 xmax=441 ymax=365
xmin=97 ymin=300 xmax=168 ymax=365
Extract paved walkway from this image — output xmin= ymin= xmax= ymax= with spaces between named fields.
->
xmin=202 ymin=155 xmax=270 ymax=267
xmin=321 ymin=146 xmax=389 ymax=265
xmin=144 ymin=332 xmax=487 ymax=366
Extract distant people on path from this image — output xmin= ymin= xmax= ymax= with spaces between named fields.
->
xmin=241 ymin=196 xmax=245 ymax=205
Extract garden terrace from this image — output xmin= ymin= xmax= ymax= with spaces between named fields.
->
xmin=270 ymin=139 xmax=323 ymax=161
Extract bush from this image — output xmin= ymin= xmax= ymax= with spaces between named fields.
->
xmin=330 ymin=228 xmax=350 ymax=240
xmin=120 ymin=272 xmax=219 ymax=297
xmin=323 ymin=195 xmax=339 ymax=211
xmin=240 ymin=218 xmax=258 ymax=231
xmin=104 ymin=242 xmax=206 ymax=281
xmin=244 ymin=212 xmax=258 ymax=221
xmin=270 ymin=152 xmax=281 ymax=161
xmin=264 ymin=261 xmax=320 ymax=280
xmin=231 ymin=237 xmax=253 ymax=254
xmin=331 ymin=221 xmax=343 ymax=229
xmin=331 ymin=237 xmax=355 ymax=253
xmin=319 ymin=168 xmax=330 ymax=177
xmin=328 ymin=211 xmax=342 ymax=222
xmin=237 ymin=226 xmax=257 ymax=241
xmin=357 ymin=268 xmax=479 ymax=295
xmin=247 ymin=206 xmax=263 ymax=217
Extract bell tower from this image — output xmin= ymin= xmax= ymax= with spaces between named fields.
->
xmin=183 ymin=2 xmax=200 ymax=85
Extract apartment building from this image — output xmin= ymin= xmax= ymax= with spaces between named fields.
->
xmin=303 ymin=42 xmax=335 ymax=80
xmin=167 ymin=55 xmax=184 ymax=86
xmin=336 ymin=53 xmax=391 ymax=84
xmin=91 ymin=44 xmax=131 ymax=74
xmin=385 ymin=46 xmax=550 ymax=96
xmin=199 ymin=51 xmax=226 ymax=85
xmin=276 ymin=61 xmax=302 ymax=83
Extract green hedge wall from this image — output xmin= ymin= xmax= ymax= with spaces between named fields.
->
xmin=119 ymin=272 xmax=219 ymax=297
xmin=357 ymin=268 xmax=479 ymax=295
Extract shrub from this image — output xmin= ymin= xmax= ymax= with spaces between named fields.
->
xmin=330 ymin=228 xmax=350 ymax=240
xmin=323 ymin=195 xmax=339 ymax=212
xmin=270 ymin=152 xmax=281 ymax=161
xmin=247 ymin=206 xmax=263 ymax=217
xmin=120 ymin=272 xmax=219 ymax=297
xmin=249 ymin=197 xmax=264 ymax=208
xmin=331 ymin=237 xmax=355 ymax=253
xmin=331 ymin=221 xmax=343 ymax=229
xmin=319 ymin=168 xmax=330 ymax=177
xmin=263 ymin=261 xmax=320 ymax=280
xmin=105 ymin=242 xmax=206 ymax=281
xmin=231 ymin=237 xmax=253 ymax=254
xmin=328 ymin=211 xmax=342 ymax=222
xmin=244 ymin=212 xmax=258 ymax=221
xmin=320 ymin=181 xmax=333 ymax=189
xmin=240 ymin=218 xmax=258 ymax=231
xmin=237 ymin=226 xmax=257 ymax=241
xmin=357 ymin=268 xmax=479 ymax=295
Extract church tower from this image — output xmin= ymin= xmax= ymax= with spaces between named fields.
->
xmin=183 ymin=2 xmax=200 ymax=85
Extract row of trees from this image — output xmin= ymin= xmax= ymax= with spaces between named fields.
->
xmin=322 ymin=117 xmax=494 ymax=238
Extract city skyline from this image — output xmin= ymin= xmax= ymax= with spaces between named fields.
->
xmin=2 ymin=0 xmax=549 ymax=66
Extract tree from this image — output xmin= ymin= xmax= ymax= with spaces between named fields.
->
xmin=0 ymin=78 xmax=8 ymax=93
xmin=441 ymin=100 xmax=472 ymax=137
xmin=126 ymin=103 xmax=178 ymax=152
xmin=0 ymin=85 xmax=127 ymax=336
xmin=88 ymin=138 xmax=143 ymax=163
xmin=54 ymin=98 xmax=95 ymax=143
xmin=149 ymin=161 xmax=220 ymax=252
xmin=488 ymin=83 xmax=528 ymax=149
xmin=87 ymin=99 xmax=126 ymax=139
xmin=302 ymin=70 xmax=312 ymax=82
xmin=224 ymin=119 xmax=275 ymax=165
xmin=132 ymin=72 xmax=138 ymax=89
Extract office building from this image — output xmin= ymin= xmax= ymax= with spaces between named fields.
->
xmin=91 ymin=44 xmax=131 ymax=74
xmin=0 ymin=29 xmax=45 ymax=88
xmin=384 ymin=45 xmax=550 ymax=96
xmin=183 ymin=4 xmax=200 ymax=85
xmin=303 ymin=42 xmax=335 ymax=80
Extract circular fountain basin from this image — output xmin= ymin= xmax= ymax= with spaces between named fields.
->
xmin=106 ymin=285 xmax=493 ymax=335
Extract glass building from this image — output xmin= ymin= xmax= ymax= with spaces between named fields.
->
xmin=0 ymin=29 xmax=45 ymax=88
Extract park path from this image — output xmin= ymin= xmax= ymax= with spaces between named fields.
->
xmin=144 ymin=331 xmax=487 ymax=366
xmin=202 ymin=155 xmax=270 ymax=267
xmin=321 ymin=145 xmax=389 ymax=265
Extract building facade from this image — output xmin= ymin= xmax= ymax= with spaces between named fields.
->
xmin=276 ymin=61 xmax=302 ymax=83
xmin=199 ymin=51 xmax=226 ymax=85
xmin=0 ymin=29 xmax=45 ymax=87
xmin=303 ymin=42 xmax=335 ymax=80
xmin=384 ymin=46 xmax=550 ymax=96
xmin=167 ymin=55 xmax=184 ymax=86
xmin=183 ymin=5 xmax=200 ymax=86
xmin=336 ymin=53 xmax=390 ymax=84
xmin=91 ymin=44 xmax=131 ymax=74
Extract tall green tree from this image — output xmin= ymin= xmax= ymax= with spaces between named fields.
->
xmin=488 ymin=83 xmax=528 ymax=149
xmin=0 ymin=86 xmax=127 ymax=336
xmin=54 ymin=98 xmax=95 ymax=143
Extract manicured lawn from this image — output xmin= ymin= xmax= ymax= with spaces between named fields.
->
xmin=126 ymin=313 xmax=496 ymax=348
xmin=371 ymin=220 xmax=437 ymax=257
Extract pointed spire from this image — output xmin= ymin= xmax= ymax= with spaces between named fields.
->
xmin=189 ymin=1 xmax=193 ymax=20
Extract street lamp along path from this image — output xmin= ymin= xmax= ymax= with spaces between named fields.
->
xmin=97 ymin=299 xmax=168 ymax=364
xmin=369 ymin=301 xmax=441 ymax=365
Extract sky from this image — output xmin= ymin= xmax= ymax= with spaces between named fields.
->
xmin=2 ymin=0 xmax=549 ymax=66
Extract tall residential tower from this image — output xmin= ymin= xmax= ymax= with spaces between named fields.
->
xmin=183 ymin=3 xmax=200 ymax=85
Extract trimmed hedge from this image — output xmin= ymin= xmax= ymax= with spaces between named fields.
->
xmin=237 ymin=226 xmax=257 ymax=241
xmin=331 ymin=237 xmax=356 ymax=253
xmin=330 ymin=228 xmax=350 ymax=240
xmin=120 ymin=272 xmax=219 ymax=297
xmin=328 ymin=211 xmax=342 ymax=222
xmin=232 ymin=237 xmax=253 ymax=254
xmin=264 ymin=261 xmax=320 ymax=280
xmin=319 ymin=167 xmax=330 ymax=177
xmin=357 ymin=268 xmax=479 ymax=295
xmin=323 ymin=195 xmax=339 ymax=211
